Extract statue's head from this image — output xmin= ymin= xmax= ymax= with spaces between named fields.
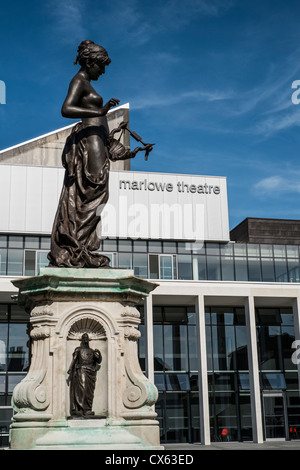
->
xmin=81 ymin=333 xmax=89 ymax=345
xmin=74 ymin=40 xmax=111 ymax=81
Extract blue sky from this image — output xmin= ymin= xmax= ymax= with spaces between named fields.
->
xmin=1 ymin=0 xmax=300 ymax=231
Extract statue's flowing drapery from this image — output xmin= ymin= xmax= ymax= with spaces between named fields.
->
xmin=47 ymin=121 xmax=111 ymax=268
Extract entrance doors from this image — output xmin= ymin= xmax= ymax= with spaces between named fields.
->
xmin=262 ymin=392 xmax=288 ymax=440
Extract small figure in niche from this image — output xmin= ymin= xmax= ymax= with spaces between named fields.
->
xmin=67 ymin=333 xmax=101 ymax=417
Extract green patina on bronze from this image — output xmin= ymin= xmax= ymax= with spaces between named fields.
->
xmin=12 ymin=267 xmax=158 ymax=308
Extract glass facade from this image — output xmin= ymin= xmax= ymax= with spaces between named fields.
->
xmin=205 ymin=307 xmax=252 ymax=442
xmin=1 ymin=233 xmax=300 ymax=446
xmin=0 ymin=304 xmax=30 ymax=447
xmin=138 ymin=305 xmax=300 ymax=444
xmin=1 ymin=234 xmax=300 ymax=283
xmin=139 ymin=306 xmax=200 ymax=443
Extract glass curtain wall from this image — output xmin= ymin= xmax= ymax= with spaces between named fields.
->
xmin=139 ymin=306 xmax=199 ymax=443
xmin=1 ymin=234 xmax=300 ymax=283
xmin=256 ymin=308 xmax=300 ymax=440
xmin=205 ymin=307 xmax=252 ymax=442
xmin=0 ymin=304 xmax=30 ymax=447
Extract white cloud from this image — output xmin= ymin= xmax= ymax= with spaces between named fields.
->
xmin=46 ymin=0 xmax=87 ymax=44
xmin=131 ymin=88 xmax=234 ymax=110
xmin=254 ymin=174 xmax=300 ymax=195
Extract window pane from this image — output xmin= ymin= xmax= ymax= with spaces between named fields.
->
xmin=149 ymin=254 xmax=159 ymax=279
xmin=273 ymin=245 xmax=286 ymax=258
xmin=0 ymin=375 xmax=5 ymax=393
xmin=24 ymin=237 xmax=39 ymax=249
xmin=234 ymin=257 xmax=248 ymax=281
xmin=274 ymin=259 xmax=288 ymax=282
xmin=287 ymin=259 xmax=300 ymax=282
xmin=0 ymin=324 xmax=8 ymax=372
xmin=148 ymin=241 xmax=162 ymax=253
xmin=7 ymin=324 xmax=29 ymax=372
xmin=286 ymin=246 xmax=299 ymax=258
xmin=165 ymin=374 xmax=190 ymax=391
xmin=220 ymin=244 xmax=234 ymax=257
xmin=207 ymin=256 xmax=221 ymax=280
xmin=40 ymin=237 xmax=50 ymax=250
xmin=258 ymin=326 xmax=283 ymax=371
xmin=282 ymin=326 xmax=296 ymax=371
xmin=24 ymin=251 xmax=36 ymax=276
xmin=188 ymin=325 xmax=198 ymax=371
xmin=10 ymin=305 xmax=29 ymax=322
xmin=235 ymin=326 xmax=249 ymax=370
xmin=234 ymin=244 xmax=247 ymax=256
xmin=206 ymin=243 xmax=220 ymax=255
xmin=0 ymin=236 xmax=7 ymax=248
xmin=160 ymin=256 xmax=173 ymax=279
xmin=164 ymin=307 xmax=187 ymax=323
xmin=164 ymin=325 xmax=188 ymax=371
xmin=261 ymin=258 xmax=275 ymax=282
xmin=8 ymin=374 xmax=27 ymax=393
xmin=8 ymin=236 xmax=23 ymax=248
xmin=0 ymin=406 xmax=13 ymax=436
xmin=153 ymin=325 xmax=164 ymax=371
xmin=118 ymin=252 xmax=133 ymax=269
xmin=248 ymin=258 xmax=261 ymax=282
xmin=261 ymin=372 xmax=286 ymax=389
xmin=36 ymin=251 xmax=49 ymax=273
xmin=192 ymin=255 xmax=207 ymax=280
xmin=153 ymin=307 xmax=163 ymax=323
xmin=138 ymin=324 xmax=145 ymax=371
xmin=0 ymin=249 xmax=7 ymax=275
xmin=133 ymin=253 xmax=148 ymax=278
xmin=177 ymin=254 xmax=192 ymax=280
xmin=118 ymin=239 xmax=132 ymax=252
xmin=162 ymin=242 xmax=176 ymax=254
xmin=212 ymin=325 xmax=236 ymax=371
xmin=247 ymin=244 xmax=260 ymax=257
xmin=260 ymin=245 xmax=273 ymax=257
xmin=7 ymin=250 xmax=23 ymax=276
xmin=177 ymin=242 xmax=191 ymax=254
xmin=154 ymin=374 xmax=165 ymax=391
xmin=133 ymin=240 xmax=147 ymax=252
xmin=213 ymin=392 xmax=238 ymax=442
xmin=0 ymin=305 xmax=8 ymax=322
xmin=102 ymin=239 xmax=117 ymax=251
xmin=165 ymin=392 xmax=189 ymax=443
xmin=221 ymin=256 xmax=234 ymax=281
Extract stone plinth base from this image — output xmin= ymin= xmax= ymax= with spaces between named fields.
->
xmin=9 ymin=268 xmax=162 ymax=450
xmin=10 ymin=419 xmax=162 ymax=450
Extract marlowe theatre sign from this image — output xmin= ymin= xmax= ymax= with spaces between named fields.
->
xmin=101 ymin=171 xmax=229 ymax=242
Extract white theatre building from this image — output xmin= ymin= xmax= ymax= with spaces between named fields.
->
xmin=1 ymin=105 xmax=300 ymax=446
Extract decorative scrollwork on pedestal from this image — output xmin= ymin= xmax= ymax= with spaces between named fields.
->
xmin=12 ymin=324 xmax=51 ymax=418
xmin=122 ymin=325 xmax=158 ymax=411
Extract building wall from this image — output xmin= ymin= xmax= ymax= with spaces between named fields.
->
xmin=231 ymin=218 xmax=300 ymax=245
xmin=0 ymin=104 xmax=130 ymax=171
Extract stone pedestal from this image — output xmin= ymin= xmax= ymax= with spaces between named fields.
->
xmin=9 ymin=268 xmax=162 ymax=450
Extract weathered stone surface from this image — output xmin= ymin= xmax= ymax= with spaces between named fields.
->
xmin=9 ymin=268 xmax=162 ymax=450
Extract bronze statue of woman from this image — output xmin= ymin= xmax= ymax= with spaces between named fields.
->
xmin=47 ymin=40 xmax=152 ymax=268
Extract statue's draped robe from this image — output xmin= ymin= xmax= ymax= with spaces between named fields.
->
xmin=69 ymin=346 xmax=101 ymax=416
xmin=48 ymin=121 xmax=113 ymax=268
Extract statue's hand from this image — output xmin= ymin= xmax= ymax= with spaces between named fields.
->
xmin=104 ymin=98 xmax=120 ymax=112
